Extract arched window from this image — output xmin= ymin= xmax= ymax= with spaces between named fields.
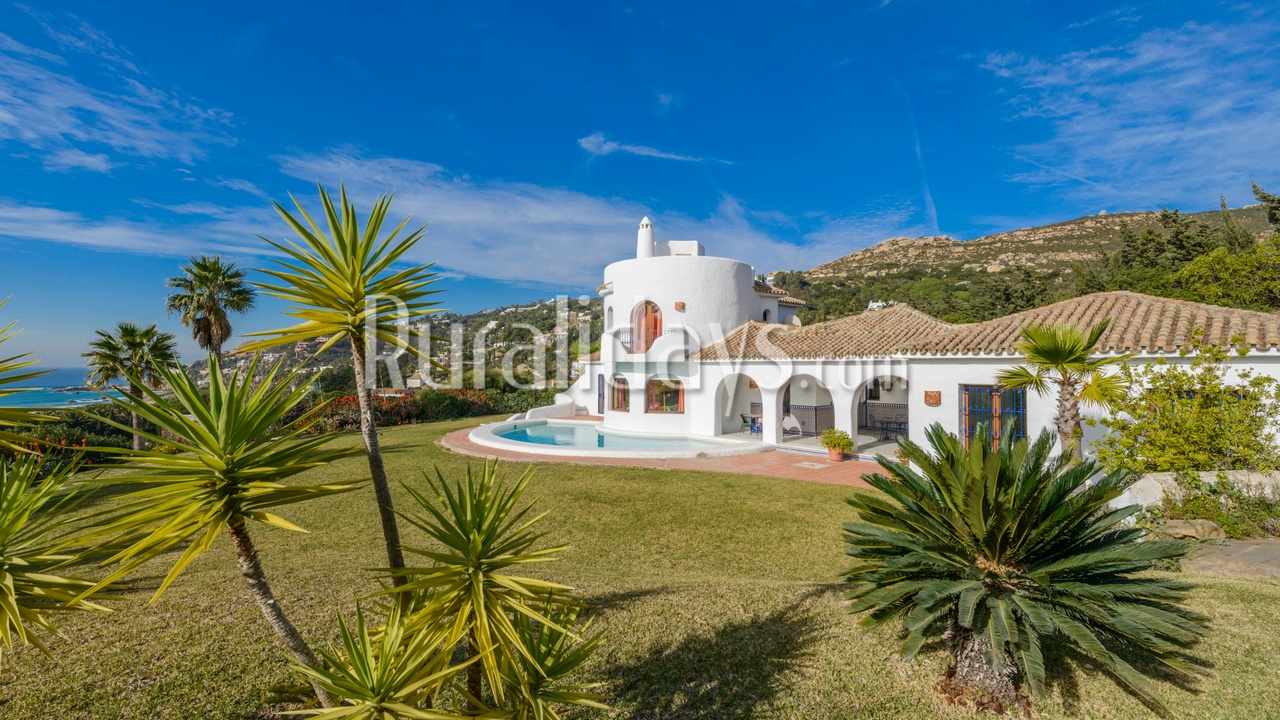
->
xmin=609 ymin=376 xmax=630 ymax=412
xmin=762 ymin=308 xmax=771 ymax=322
xmin=630 ymin=301 xmax=662 ymax=352
xmin=606 ymin=306 xmax=614 ymax=331
xmin=646 ymin=377 xmax=684 ymax=414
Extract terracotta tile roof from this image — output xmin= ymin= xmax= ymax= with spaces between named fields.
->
xmin=905 ymin=291 xmax=1280 ymax=356
xmin=692 ymin=304 xmax=955 ymax=360
xmin=752 ymin=281 xmax=805 ymax=307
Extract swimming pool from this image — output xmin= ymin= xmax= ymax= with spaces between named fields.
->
xmin=469 ymin=419 xmax=767 ymax=459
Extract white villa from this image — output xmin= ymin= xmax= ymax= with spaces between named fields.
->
xmin=558 ymin=218 xmax=1280 ymax=457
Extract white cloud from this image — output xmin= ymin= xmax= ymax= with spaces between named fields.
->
xmin=274 ymin=148 xmax=925 ymax=283
xmin=983 ymin=19 xmax=1280 ymax=208
xmin=207 ymin=176 xmax=270 ymax=200
xmin=0 ymin=17 xmax=234 ymax=171
xmin=43 ymin=146 xmax=114 ymax=173
xmin=577 ymin=132 xmax=707 ymax=163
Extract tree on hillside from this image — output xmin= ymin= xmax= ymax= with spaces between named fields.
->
xmin=969 ymin=267 xmax=1050 ymax=321
xmin=996 ymin=319 xmax=1126 ymax=459
xmin=1172 ymin=236 xmax=1280 ymax=310
xmin=165 ymin=255 xmax=256 ymax=357
xmin=1217 ymin=196 xmax=1256 ymax=254
xmin=83 ymin=322 xmax=179 ymax=451
xmin=243 ymin=184 xmax=443 ymax=581
xmin=1253 ymin=182 xmax=1280 ymax=229
xmin=1159 ymin=208 xmax=1220 ymax=265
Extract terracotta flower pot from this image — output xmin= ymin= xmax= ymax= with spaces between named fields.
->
xmin=828 ymin=446 xmax=845 ymax=461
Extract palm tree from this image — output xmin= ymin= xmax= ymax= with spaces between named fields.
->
xmin=0 ymin=299 xmax=52 ymax=450
xmin=75 ymin=355 xmax=362 ymax=707
xmin=243 ymin=184 xmax=442 ymax=579
xmin=0 ymin=455 xmax=115 ymax=665
xmin=165 ymin=255 xmax=256 ymax=356
xmin=844 ymin=424 xmax=1208 ymax=711
xmin=995 ymin=319 xmax=1127 ymax=459
xmin=82 ymin=322 xmax=179 ymax=451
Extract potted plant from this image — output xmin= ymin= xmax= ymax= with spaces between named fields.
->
xmin=819 ymin=429 xmax=853 ymax=462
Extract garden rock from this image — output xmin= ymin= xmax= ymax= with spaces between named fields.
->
xmin=1161 ymin=519 xmax=1227 ymax=540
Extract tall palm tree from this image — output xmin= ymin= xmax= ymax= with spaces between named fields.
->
xmin=82 ymin=322 xmax=179 ymax=451
xmin=165 ymin=255 xmax=256 ymax=356
xmin=243 ymin=184 xmax=443 ymax=579
xmin=995 ymin=319 xmax=1127 ymax=459
xmin=844 ymin=424 xmax=1208 ymax=711
xmin=75 ymin=355 xmax=362 ymax=707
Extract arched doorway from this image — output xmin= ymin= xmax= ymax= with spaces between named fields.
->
xmin=855 ymin=375 xmax=908 ymax=454
xmin=714 ymin=373 xmax=764 ymax=435
xmin=630 ymin=301 xmax=662 ymax=352
xmin=777 ymin=374 xmax=834 ymax=444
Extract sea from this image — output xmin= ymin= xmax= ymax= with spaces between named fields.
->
xmin=0 ymin=367 xmax=123 ymax=409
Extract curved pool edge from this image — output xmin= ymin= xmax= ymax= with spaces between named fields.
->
xmin=467 ymin=418 xmax=770 ymax=459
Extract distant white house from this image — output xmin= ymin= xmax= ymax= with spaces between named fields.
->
xmin=562 ymin=218 xmax=1280 ymax=456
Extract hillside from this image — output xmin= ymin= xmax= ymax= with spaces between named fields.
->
xmin=807 ymin=205 xmax=1272 ymax=278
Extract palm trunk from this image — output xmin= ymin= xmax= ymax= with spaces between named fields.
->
xmin=944 ymin=621 xmax=1020 ymax=709
xmin=1054 ymin=376 xmax=1082 ymax=460
xmin=129 ymin=384 xmax=144 ymax=452
xmin=227 ymin=522 xmax=338 ymax=708
xmin=349 ymin=339 xmax=407 ymax=583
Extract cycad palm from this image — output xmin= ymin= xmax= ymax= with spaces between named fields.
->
xmin=75 ymin=355 xmax=362 ymax=706
xmin=82 ymin=321 xmax=179 ymax=451
xmin=996 ymin=319 xmax=1126 ymax=458
xmin=844 ymin=423 xmax=1208 ymax=710
xmin=165 ymin=255 xmax=256 ymax=356
xmin=243 ymin=184 xmax=443 ymax=579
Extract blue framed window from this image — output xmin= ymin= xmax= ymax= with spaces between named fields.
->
xmin=959 ymin=385 xmax=1026 ymax=448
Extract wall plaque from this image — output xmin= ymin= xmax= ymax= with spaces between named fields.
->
xmin=674 ymin=301 xmax=686 ymax=311
xmin=924 ymin=390 xmax=942 ymax=407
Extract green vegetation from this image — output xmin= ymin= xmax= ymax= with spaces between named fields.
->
xmin=75 ymin=355 xmax=362 ymax=705
xmin=818 ymin=428 xmax=853 ymax=453
xmin=82 ymin=321 xmax=179 ymax=451
xmin=774 ymin=188 xmax=1280 ymax=325
xmin=0 ymin=456 xmax=113 ymax=664
xmin=845 ymin=424 xmax=1208 ymax=712
xmin=245 ymin=184 xmax=443 ymax=580
xmin=1092 ymin=334 xmax=1280 ymax=474
xmin=5 ymin=419 xmax=1280 ymax=719
xmin=996 ymin=319 xmax=1126 ymax=458
xmin=165 ymin=255 xmax=257 ymax=357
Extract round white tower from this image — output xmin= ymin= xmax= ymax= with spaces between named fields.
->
xmin=636 ymin=216 xmax=654 ymax=258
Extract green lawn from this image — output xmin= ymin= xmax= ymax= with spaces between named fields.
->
xmin=4 ymin=417 xmax=1280 ymax=719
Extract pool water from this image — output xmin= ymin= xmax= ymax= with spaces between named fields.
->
xmin=494 ymin=422 xmax=728 ymax=450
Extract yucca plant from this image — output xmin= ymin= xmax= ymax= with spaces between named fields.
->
xmin=284 ymin=598 xmax=489 ymax=720
xmin=387 ymin=461 xmax=574 ymax=709
xmin=844 ymin=423 xmax=1208 ymax=711
xmin=0 ymin=455 xmax=114 ymax=664
xmin=996 ymin=319 xmax=1127 ymax=459
xmin=502 ymin=596 xmax=608 ymax=720
xmin=244 ymin=184 xmax=443 ymax=580
xmin=74 ymin=354 xmax=363 ymax=706
xmin=0 ymin=299 xmax=52 ymax=450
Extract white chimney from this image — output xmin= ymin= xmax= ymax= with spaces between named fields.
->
xmin=636 ymin=216 xmax=654 ymax=259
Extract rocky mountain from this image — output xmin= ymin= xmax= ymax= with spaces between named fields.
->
xmin=807 ymin=205 xmax=1272 ymax=278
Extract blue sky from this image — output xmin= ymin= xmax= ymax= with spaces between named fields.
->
xmin=1 ymin=1 xmax=1277 ymax=365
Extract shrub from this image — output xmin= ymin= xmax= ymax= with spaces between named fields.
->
xmin=818 ymin=428 xmax=853 ymax=452
xmin=1149 ymin=471 xmax=1280 ymax=539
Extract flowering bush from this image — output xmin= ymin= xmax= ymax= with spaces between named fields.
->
xmin=298 ymin=388 xmax=559 ymax=435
